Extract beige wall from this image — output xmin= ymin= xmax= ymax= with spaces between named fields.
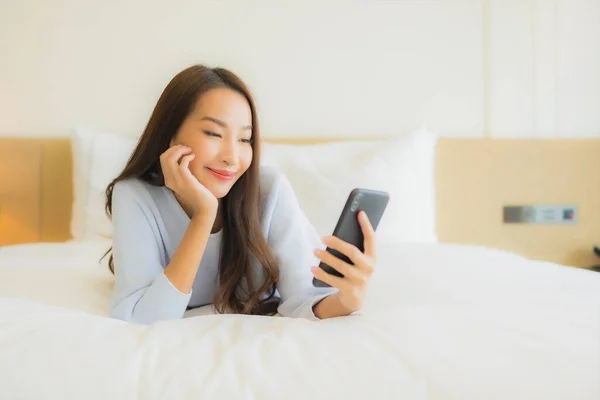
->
xmin=436 ymin=138 xmax=600 ymax=268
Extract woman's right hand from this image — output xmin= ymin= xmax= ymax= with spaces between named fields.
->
xmin=160 ymin=145 xmax=218 ymax=219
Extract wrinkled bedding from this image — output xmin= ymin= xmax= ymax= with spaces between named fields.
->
xmin=0 ymin=240 xmax=598 ymax=400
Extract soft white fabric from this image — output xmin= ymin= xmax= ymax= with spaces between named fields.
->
xmin=70 ymin=128 xmax=137 ymax=240
xmin=69 ymin=127 xmax=438 ymax=243
xmin=0 ymin=241 xmax=599 ymax=399
xmin=261 ymin=126 xmax=438 ymax=243
xmin=0 ymin=240 xmax=113 ymax=315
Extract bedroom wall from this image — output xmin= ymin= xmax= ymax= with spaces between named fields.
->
xmin=0 ymin=0 xmax=484 ymax=138
xmin=1 ymin=0 xmax=598 ymax=139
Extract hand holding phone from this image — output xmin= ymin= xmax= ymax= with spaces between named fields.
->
xmin=312 ymin=188 xmax=389 ymax=288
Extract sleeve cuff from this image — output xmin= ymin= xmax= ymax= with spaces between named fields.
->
xmin=140 ymin=272 xmax=193 ymax=322
xmin=278 ymin=292 xmax=335 ymax=321
xmin=159 ymin=271 xmax=193 ymax=296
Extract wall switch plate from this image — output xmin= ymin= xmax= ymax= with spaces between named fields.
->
xmin=503 ymin=205 xmax=578 ymax=224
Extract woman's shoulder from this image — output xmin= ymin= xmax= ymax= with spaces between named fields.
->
xmin=258 ymin=164 xmax=282 ymax=186
xmin=113 ymin=178 xmax=147 ymax=196
xmin=257 ymin=165 xmax=303 ymax=219
xmin=112 ymin=178 xmax=164 ymax=205
xmin=258 ymin=165 xmax=293 ymax=199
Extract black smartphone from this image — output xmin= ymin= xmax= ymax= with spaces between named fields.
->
xmin=312 ymin=188 xmax=390 ymax=288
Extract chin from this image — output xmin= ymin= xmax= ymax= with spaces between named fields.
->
xmin=204 ymin=182 xmax=234 ymax=199
xmin=212 ymin=189 xmax=230 ymax=199
xmin=203 ymin=185 xmax=227 ymax=199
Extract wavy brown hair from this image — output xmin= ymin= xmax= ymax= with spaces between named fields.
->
xmin=103 ymin=65 xmax=280 ymax=315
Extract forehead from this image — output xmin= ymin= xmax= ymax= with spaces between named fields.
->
xmin=192 ymin=88 xmax=252 ymax=121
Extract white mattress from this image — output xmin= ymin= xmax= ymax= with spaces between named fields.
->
xmin=0 ymin=240 xmax=599 ymax=400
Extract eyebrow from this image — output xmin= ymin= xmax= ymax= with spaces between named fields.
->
xmin=200 ymin=116 xmax=252 ymax=131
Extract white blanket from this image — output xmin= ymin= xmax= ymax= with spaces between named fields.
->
xmin=0 ymin=241 xmax=599 ymax=400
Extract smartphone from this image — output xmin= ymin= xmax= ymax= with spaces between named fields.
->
xmin=312 ymin=188 xmax=390 ymax=288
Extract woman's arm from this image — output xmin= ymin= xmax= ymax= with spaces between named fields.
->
xmin=109 ymin=182 xmax=214 ymax=324
xmin=265 ymin=170 xmax=377 ymax=320
xmin=159 ymin=144 xmax=220 ymax=294
xmin=263 ymin=171 xmax=340 ymax=320
xmin=163 ymin=214 xmax=215 ymax=294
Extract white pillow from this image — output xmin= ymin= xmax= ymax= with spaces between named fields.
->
xmin=260 ymin=126 xmax=438 ymax=244
xmin=70 ymin=128 xmax=137 ymax=240
xmin=70 ymin=126 xmax=438 ymax=244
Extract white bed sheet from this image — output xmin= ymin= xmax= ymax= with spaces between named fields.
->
xmin=0 ymin=240 xmax=599 ymax=400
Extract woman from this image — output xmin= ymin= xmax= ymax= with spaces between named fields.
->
xmin=104 ymin=65 xmax=377 ymax=324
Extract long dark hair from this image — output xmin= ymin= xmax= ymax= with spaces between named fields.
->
xmin=103 ymin=65 xmax=280 ymax=315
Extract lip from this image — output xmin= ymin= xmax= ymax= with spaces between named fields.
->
xmin=206 ymin=167 xmax=237 ymax=181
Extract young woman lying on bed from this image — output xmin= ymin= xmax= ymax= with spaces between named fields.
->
xmin=103 ymin=65 xmax=378 ymax=324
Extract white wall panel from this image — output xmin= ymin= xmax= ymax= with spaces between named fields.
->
xmin=556 ymin=0 xmax=600 ymax=137
xmin=1 ymin=0 xmax=597 ymax=139
xmin=489 ymin=0 xmax=600 ymax=138
xmin=0 ymin=0 xmax=484 ymax=138
xmin=532 ymin=0 xmax=558 ymax=137
xmin=488 ymin=0 xmax=535 ymax=138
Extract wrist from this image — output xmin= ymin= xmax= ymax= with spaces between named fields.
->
xmin=331 ymin=293 xmax=357 ymax=314
xmin=191 ymin=210 xmax=217 ymax=225
xmin=313 ymin=293 xmax=355 ymax=319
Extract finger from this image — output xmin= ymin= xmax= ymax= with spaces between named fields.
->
xmin=178 ymin=154 xmax=198 ymax=185
xmin=161 ymin=146 xmax=190 ymax=187
xmin=358 ymin=210 xmax=377 ymax=259
xmin=314 ymin=249 xmax=366 ymax=284
xmin=170 ymin=146 xmax=193 ymax=165
xmin=166 ymin=147 xmax=192 ymax=183
xmin=160 ymin=144 xmax=188 ymax=160
xmin=322 ymin=235 xmax=369 ymax=272
xmin=179 ymin=153 xmax=195 ymax=171
xmin=311 ymin=266 xmax=351 ymax=291
xmin=163 ymin=145 xmax=192 ymax=165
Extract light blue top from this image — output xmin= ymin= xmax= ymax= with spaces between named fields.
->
xmin=108 ymin=165 xmax=337 ymax=324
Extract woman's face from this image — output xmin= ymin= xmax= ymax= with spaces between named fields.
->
xmin=172 ymin=88 xmax=254 ymax=199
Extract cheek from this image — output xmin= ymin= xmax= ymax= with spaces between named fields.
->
xmin=187 ymin=146 xmax=212 ymax=174
xmin=187 ymin=156 xmax=201 ymax=175
xmin=240 ymin=147 xmax=253 ymax=171
xmin=192 ymin=139 xmax=219 ymax=159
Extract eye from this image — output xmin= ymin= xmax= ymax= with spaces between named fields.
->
xmin=240 ymin=138 xmax=253 ymax=144
xmin=203 ymin=130 xmax=221 ymax=138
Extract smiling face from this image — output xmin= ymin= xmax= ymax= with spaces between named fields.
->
xmin=171 ymin=87 xmax=254 ymax=199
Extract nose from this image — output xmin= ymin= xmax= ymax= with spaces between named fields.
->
xmin=219 ymin=136 xmax=238 ymax=166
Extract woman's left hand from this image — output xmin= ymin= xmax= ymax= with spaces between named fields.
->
xmin=311 ymin=210 xmax=377 ymax=313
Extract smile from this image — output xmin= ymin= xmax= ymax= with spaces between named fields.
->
xmin=206 ymin=167 xmax=236 ymax=181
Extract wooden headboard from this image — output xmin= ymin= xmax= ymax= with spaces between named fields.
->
xmin=0 ymin=138 xmax=73 ymax=244
xmin=1 ymin=136 xmax=599 ymax=268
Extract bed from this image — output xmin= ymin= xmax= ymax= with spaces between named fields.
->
xmin=1 ymin=239 xmax=599 ymax=399
xmin=1 ymin=127 xmax=599 ymax=399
